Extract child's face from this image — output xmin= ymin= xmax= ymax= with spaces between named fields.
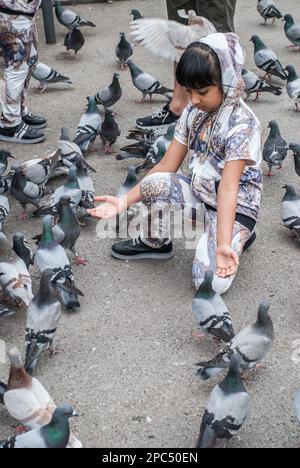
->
xmin=186 ymin=86 xmax=223 ymax=113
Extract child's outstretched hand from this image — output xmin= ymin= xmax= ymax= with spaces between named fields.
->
xmin=216 ymin=244 xmax=240 ymax=278
xmin=87 ymin=196 xmax=127 ymax=219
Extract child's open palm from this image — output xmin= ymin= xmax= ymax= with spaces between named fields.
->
xmin=216 ymin=245 xmax=239 ymax=278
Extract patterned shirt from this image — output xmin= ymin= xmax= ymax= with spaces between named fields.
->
xmin=0 ymin=0 xmax=41 ymax=15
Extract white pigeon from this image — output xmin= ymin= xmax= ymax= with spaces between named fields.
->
xmin=130 ymin=11 xmax=216 ymax=62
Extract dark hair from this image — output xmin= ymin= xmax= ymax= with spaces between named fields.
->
xmin=176 ymin=42 xmax=222 ymax=90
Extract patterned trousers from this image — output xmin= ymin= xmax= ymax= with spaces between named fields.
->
xmin=140 ymin=172 xmax=253 ymax=295
xmin=0 ymin=13 xmax=38 ymax=128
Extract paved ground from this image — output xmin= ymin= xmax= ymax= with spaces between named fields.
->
xmin=0 ymin=0 xmax=300 ymax=448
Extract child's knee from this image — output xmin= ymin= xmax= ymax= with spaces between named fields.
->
xmin=140 ymin=173 xmax=170 ymax=204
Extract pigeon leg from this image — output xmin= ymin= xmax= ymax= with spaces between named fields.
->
xmin=135 ymin=97 xmax=145 ymax=104
xmin=15 ymin=425 xmax=30 ymax=435
xmin=74 ymin=255 xmax=88 ymax=266
xmin=253 ymin=92 xmax=260 ymax=102
xmin=192 ymin=331 xmax=206 ymax=343
xmin=265 ymin=169 xmax=274 ymax=177
xmin=276 ymin=165 xmax=283 ymax=170
xmin=48 ymin=344 xmax=65 ymax=357
xmin=18 ymin=211 xmax=28 ymax=220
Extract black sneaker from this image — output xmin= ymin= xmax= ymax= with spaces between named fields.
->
xmin=243 ymin=230 xmax=257 ymax=252
xmin=0 ymin=122 xmax=45 ymax=144
xmin=136 ymin=104 xmax=179 ymax=132
xmin=111 ymin=236 xmax=174 ymax=260
xmin=23 ymin=113 xmax=47 ymax=129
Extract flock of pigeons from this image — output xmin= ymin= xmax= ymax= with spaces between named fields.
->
xmin=0 ymin=0 xmax=299 ymax=449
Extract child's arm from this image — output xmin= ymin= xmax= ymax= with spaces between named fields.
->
xmin=216 ymin=160 xmax=247 ymax=278
xmin=88 ymin=139 xmax=187 ymax=219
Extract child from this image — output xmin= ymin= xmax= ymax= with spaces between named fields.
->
xmin=88 ymin=33 xmax=262 ymax=295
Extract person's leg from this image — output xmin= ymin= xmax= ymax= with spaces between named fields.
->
xmin=192 ymin=209 xmax=252 ymax=295
xmin=194 ymin=0 xmax=237 ymax=33
xmin=20 ymin=21 xmax=38 ymax=120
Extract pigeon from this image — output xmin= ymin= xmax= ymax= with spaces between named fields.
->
xmin=58 ymin=127 xmax=95 ymax=173
xmin=95 ymin=72 xmax=122 ymax=110
xmin=196 ymin=301 xmax=274 ymax=381
xmin=10 ymin=166 xmax=45 ymax=219
xmin=257 ymin=0 xmax=282 ymax=24
xmin=0 ymin=303 xmax=13 ymax=318
xmin=32 ymin=62 xmax=72 ymax=93
xmin=135 ymin=122 xmax=176 ymax=173
xmin=0 ymin=232 xmax=33 ymax=307
xmin=0 ymin=176 xmax=11 ymax=194
xmin=12 ymin=232 xmax=33 ymax=270
xmin=263 ymin=120 xmax=288 ymax=176
xmin=116 ymin=129 xmax=156 ymax=160
xmin=285 ymin=65 xmax=300 ymax=112
xmin=192 ymin=270 xmax=235 ymax=343
xmin=12 ymin=150 xmax=61 ymax=187
xmin=281 ymin=184 xmax=300 ymax=240
xmin=25 ymin=269 xmax=62 ymax=375
xmin=2 ymin=347 xmax=82 ymax=448
xmin=127 ymin=60 xmax=173 ymax=103
xmin=130 ymin=9 xmax=143 ymax=21
xmin=0 ymin=195 xmax=9 ymax=231
xmin=34 ymin=216 xmax=83 ymax=310
xmin=54 ymin=0 xmax=96 ymax=29
xmin=73 ymin=96 xmax=102 ymax=153
xmin=0 ymin=404 xmax=79 ymax=449
xmin=130 ymin=14 xmax=216 ymax=63
xmin=100 ymin=109 xmax=121 ymax=154
xmin=64 ymin=27 xmax=85 ymax=58
xmin=115 ymin=32 xmax=133 ymax=70
xmin=196 ymin=355 xmax=250 ymax=448
xmin=115 ymin=166 xmax=138 ymax=234
xmin=250 ymin=35 xmax=287 ymax=81
xmin=288 ymin=143 xmax=300 ymax=177
xmin=0 ymin=150 xmax=14 ymax=176
xmin=283 ymin=14 xmax=300 ymax=49
xmin=295 ymin=390 xmax=300 ymax=423
xmin=33 ymin=166 xmax=82 ymax=217
xmin=242 ymin=68 xmax=282 ymax=101
xmin=72 ymin=155 xmax=95 ymax=209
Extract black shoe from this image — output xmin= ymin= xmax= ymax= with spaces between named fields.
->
xmin=23 ymin=113 xmax=47 ymax=129
xmin=136 ymin=104 xmax=179 ymax=132
xmin=0 ymin=122 xmax=45 ymax=144
xmin=111 ymin=236 xmax=174 ymax=260
xmin=243 ymin=231 xmax=257 ymax=252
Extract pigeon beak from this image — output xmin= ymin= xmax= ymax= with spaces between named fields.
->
xmin=72 ymin=410 xmax=80 ymax=418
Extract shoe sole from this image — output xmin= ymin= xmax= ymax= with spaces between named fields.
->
xmin=111 ymin=251 xmax=175 ymax=261
xmin=0 ymin=135 xmax=46 ymax=144
xmin=26 ymin=123 xmax=47 ymax=130
xmin=136 ymin=123 xmax=171 ymax=133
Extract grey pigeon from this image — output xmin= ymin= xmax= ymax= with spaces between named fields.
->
xmin=127 ymin=60 xmax=173 ymax=103
xmin=0 ymin=195 xmax=9 ymax=231
xmin=12 ymin=149 xmax=61 ymax=187
xmin=58 ymin=127 xmax=96 ymax=174
xmin=0 ymin=232 xmax=33 ymax=307
xmin=33 ymin=166 xmax=82 ymax=217
xmin=130 ymin=9 xmax=143 ymax=21
xmin=257 ymin=0 xmax=282 ymax=24
xmin=0 ymin=150 xmax=14 ymax=176
xmin=100 ymin=109 xmax=121 ymax=153
xmin=295 ymin=390 xmax=300 ymax=423
xmin=95 ymin=72 xmax=122 ymax=110
xmin=2 ymin=347 xmax=82 ymax=448
xmin=135 ymin=122 xmax=176 ymax=173
xmin=10 ymin=166 xmax=45 ymax=219
xmin=73 ymin=96 xmax=102 ymax=153
xmin=116 ymin=166 xmax=138 ymax=235
xmin=250 ymin=35 xmax=287 ymax=81
xmin=116 ymin=32 xmax=133 ymax=70
xmin=0 ymin=404 xmax=78 ymax=448
xmin=263 ymin=120 xmax=288 ymax=176
xmin=196 ymin=302 xmax=274 ymax=381
xmin=12 ymin=232 xmax=33 ymax=270
xmin=34 ymin=216 xmax=83 ymax=310
xmin=196 ymin=355 xmax=250 ymax=448
xmin=54 ymin=0 xmax=95 ymax=29
xmin=281 ymin=184 xmax=300 ymax=240
xmin=25 ymin=269 xmax=62 ymax=375
xmin=72 ymin=155 xmax=95 ymax=209
xmin=242 ymin=68 xmax=282 ymax=101
xmin=285 ymin=65 xmax=300 ymax=112
xmin=283 ymin=14 xmax=300 ymax=49
xmin=32 ymin=62 xmax=72 ymax=93
xmin=192 ymin=270 xmax=235 ymax=343
xmin=64 ymin=27 xmax=85 ymax=58
xmin=116 ymin=129 xmax=156 ymax=160
xmin=288 ymin=142 xmax=300 ymax=177
xmin=0 ymin=176 xmax=11 ymax=194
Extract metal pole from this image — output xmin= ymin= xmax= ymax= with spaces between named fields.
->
xmin=41 ymin=0 xmax=57 ymax=45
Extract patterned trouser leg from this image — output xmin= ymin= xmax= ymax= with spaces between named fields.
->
xmin=140 ymin=172 xmax=253 ymax=295
xmin=0 ymin=14 xmax=38 ymax=128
